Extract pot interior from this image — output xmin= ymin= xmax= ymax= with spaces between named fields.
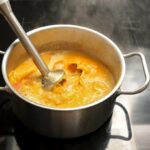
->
xmin=6 ymin=25 xmax=123 ymax=90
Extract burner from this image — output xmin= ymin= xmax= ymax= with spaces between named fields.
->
xmin=14 ymin=116 xmax=111 ymax=150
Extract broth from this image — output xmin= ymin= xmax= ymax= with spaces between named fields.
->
xmin=9 ymin=50 xmax=115 ymax=108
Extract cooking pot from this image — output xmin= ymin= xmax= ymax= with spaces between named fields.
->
xmin=0 ymin=25 xmax=149 ymax=138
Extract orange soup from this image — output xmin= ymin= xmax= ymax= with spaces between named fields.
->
xmin=9 ymin=50 xmax=115 ymax=108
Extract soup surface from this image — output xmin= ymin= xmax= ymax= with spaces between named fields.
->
xmin=9 ymin=50 xmax=115 ymax=108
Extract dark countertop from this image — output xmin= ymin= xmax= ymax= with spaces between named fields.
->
xmin=0 ymin=0 xmax=150 ymax=149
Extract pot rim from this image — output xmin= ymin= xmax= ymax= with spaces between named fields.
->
xmin=2 ymin=24 xmax=125 ymax=111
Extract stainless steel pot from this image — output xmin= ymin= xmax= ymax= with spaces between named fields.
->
xmin=0 ymin=25 xmax=149 ymax=138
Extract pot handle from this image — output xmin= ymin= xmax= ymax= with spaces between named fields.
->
xmin=118 ymin=52 xmax=150 ymax=95
xmin=0 ymin=50 xmax=10 ymax=92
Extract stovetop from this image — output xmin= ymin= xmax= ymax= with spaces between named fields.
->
xmin=0 ymin=0 xmax=150 ymax=149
